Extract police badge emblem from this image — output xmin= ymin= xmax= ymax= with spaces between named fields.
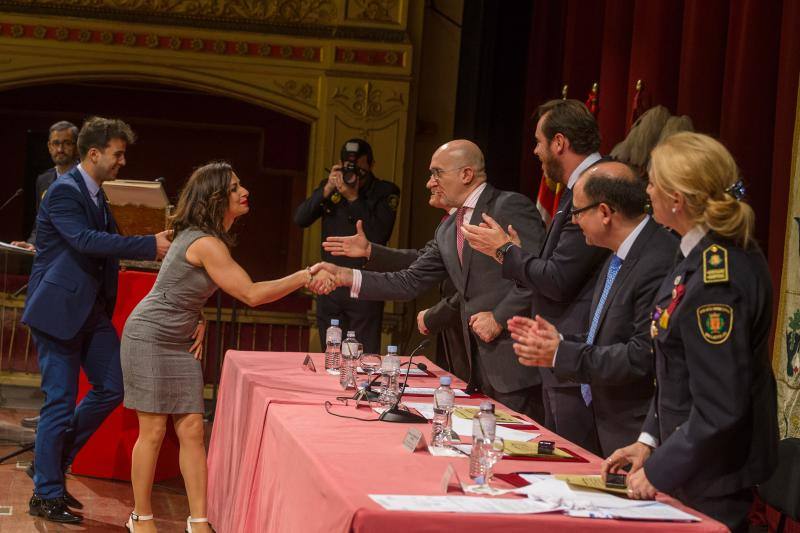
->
xmin=696 ymin=304 xmax=733 ymax=344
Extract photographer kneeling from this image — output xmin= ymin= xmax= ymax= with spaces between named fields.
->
xmin=294 ymin=139 xmax=400 ymax=353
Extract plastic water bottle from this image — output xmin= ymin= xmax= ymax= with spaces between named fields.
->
xmin=324 ymin=319 xmax=342 ymax=375
xmin=378 ymin=345 xmax=400 ymax=408
xmin=469 ymin=401 xmax=496 ymax=479
xmin=431 ymin=376 xmax=456 ymax=447
xmin=339 ymin=330 xmax=361 ymax=389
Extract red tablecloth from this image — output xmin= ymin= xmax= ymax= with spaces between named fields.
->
xmin=71 ymin=270 xmax=181 ymax=481
xmin=207 ymin=351 xmax=726 ymax=533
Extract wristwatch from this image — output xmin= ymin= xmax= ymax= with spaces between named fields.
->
xmin=495 ymin=241 xmax=516 ymax=264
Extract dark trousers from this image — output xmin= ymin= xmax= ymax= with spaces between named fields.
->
xmin=316 ymin=287 xmax=384 ymax=354
xmin=470 ymin=336 xmax=545 ymax=424
xmin=677 ymin=488 xmax=754 ymax=533
xmin=543 ymin=383 xmax=600 ymax=455
xmin=31 ymin=304 xmax=123 ymax=499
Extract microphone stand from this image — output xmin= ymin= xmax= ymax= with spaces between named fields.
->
xmin=379 ymin=339 xmax=430 ymax=424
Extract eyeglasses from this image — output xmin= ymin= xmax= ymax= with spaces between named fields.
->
xmin=429 ymin=166 xmax=468 ymax=180
xmin=49 ymin=140 xmax=75 ymax=148
xmin=568 ymin=202 xmax=601 ymax=219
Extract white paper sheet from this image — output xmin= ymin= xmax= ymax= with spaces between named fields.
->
xmin=359 ymin=367 xmax=428 ymax=376
xmin=566 ymin=503 xmax=700 ymax=522
xmin=403 ymin=402 xmax=539 ymax=442
xmin=516 ymin=478 xmax=654 ymax=510
xmin=369 ymin=495 xmax=561 ymax=514
xmin=403 ymin=387 xmax=469 ymax=397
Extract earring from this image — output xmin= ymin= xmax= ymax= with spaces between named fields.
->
xmin=671 ymin=207 xmax=676 ymax=213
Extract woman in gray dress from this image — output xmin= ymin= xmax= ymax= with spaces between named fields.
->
xmin=120 ymin=162 xmax=333 ymax=533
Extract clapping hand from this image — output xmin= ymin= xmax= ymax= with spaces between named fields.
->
xmin=461 ymin=213 xmax=520 ymax=261
xmin=507 ymin=315 xmax=559 ymax=367
xmin=322 ymin=219 xmax=372 ymax=259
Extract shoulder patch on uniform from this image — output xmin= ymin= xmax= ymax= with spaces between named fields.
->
xmin=696 ymin=304 xmax=733 ymax=344
xmin=702 ymin=244 xmax=729 ymax=284
xmin=387 ymin=194 xmax=399 ymax=211
xmin=331 ymin=192 xmax=342 ymax=204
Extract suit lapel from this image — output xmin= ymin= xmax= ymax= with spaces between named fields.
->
xmin=461 ymin=184 xmax=494 ymax=286
xmin=592 ymin=218 xmax=655 ymax=333
xmin=439 ymin=215 xmax=465 ymax=292
xmin=540 ymin=188 xmax=572 ymax=256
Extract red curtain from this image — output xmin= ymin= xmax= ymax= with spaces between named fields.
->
xmin=520 ymin=0 xmax=799 ymax=292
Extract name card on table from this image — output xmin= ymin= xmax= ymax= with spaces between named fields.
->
xmin=440 ymin=464 xmax=466 ymax=494
xmin=302 ymin=354 xmax=316 ymax=373
xmin=402 ymin=428 xmax=427 ymax=452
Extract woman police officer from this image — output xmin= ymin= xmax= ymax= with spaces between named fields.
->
xmin=602 ymin=132 xmax=778 ymax=532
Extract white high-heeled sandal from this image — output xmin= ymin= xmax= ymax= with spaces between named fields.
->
xmin=125 ymin=511 xmax=153 ymax=532
xmin=186 ymin=516 xmax=215 ymax=533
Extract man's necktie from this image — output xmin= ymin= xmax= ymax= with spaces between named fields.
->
xmin=455 ymin=206 xmax=467 ymax=265
xmin=581 ymin=254 xmax=623 ymax=406
xmin=97 ymin=190 xmax=109 ymax=229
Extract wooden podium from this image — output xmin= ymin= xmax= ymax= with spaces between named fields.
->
xmin=102 ymin=179 xmax=170 ymax=236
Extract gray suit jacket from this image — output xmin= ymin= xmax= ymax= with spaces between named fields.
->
xmin=502 ymin=187 xmax=610 ymax=389
xmin=555 ymin=218 xmax=678 ymax=455
xmin=367 ymin=242 xmax=460 ymax=334
xmin=359 ymin=183 xmax=545 ymax=392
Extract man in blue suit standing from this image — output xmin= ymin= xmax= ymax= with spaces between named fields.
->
xmin=22 ymin=116 xmax=171 ymax=524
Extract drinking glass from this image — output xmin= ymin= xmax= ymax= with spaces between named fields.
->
xmin=359 ymin=353 xmax=381 ymax=401
xmin=480 ymin=436 xmax=505 ymax=485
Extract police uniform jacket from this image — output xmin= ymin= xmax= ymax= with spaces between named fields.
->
xmin=294 ymin=175 xmax=400 ymax=269
xmin=641 ymin=231 xmax=778 ymax=500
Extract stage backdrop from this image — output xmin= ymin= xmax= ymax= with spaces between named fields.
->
xmin=773 ymin=77 xmax=800 ymax=439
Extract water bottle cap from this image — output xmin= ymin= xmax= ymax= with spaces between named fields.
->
xmin=479 ymin=401 xmax=495 ymax=413
xmin=330 ymin=319 xmax=340 ymax=326
xmin=439 ymin=376 xmax=452 ymax=386
xmin=387 ymin=345 xmax=398 ymax=353
xmin=346 ymin=330 xmax=356 ymax=337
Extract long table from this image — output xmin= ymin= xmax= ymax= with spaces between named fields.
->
xmin=207 ymin=351 xmax=726 ymax=532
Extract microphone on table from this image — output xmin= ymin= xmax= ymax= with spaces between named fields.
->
xmin=379 ymin=339 xmax=431 ymax=424
xmin=0 ymin=188 xmax=24 ymax=212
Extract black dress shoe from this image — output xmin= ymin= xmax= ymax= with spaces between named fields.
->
xmin=63 ymin=488 xmax=83 ymax=510
xmin=25 ymin=463 xmax=82 ymax=509
xmin=29 ymin=495 xmax=83 ymax=523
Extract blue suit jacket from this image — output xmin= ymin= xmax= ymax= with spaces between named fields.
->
xmin=22 ymin=167 xmax=156 ymax=340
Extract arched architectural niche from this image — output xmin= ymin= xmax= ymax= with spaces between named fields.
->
xmin=0 ymin=10 xmax=415 ymax=348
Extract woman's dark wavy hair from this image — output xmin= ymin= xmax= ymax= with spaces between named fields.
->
xmin=169 ymin=161 xmax=236 ymax=247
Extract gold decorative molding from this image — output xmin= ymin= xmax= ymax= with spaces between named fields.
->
xmin=274 ymin=78 xmax=316 ymax=104
xmin=346 ymin=0 xmax=401 ymax=24
xmin=0 ymin=0 xmax=409 ymax=39
xmin=0 ymin=21 xmax=322 ymax=63
xmin=5 ymin=0 xmax=338 ymax=24
xmin=330 ymin=80 xmax=406 ymax=120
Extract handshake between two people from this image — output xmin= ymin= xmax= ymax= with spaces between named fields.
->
xmin=305 ymin=262 xmax=353 ymax=295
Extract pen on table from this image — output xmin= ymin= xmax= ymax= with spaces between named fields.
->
xmin=446 ymin=444 xmax=470 ymax=457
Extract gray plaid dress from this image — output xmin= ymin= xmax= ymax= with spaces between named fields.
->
xmin=121 ymin=228 xmax=218 ymax=414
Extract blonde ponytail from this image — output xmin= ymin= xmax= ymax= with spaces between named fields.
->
xmin=650 ymin=132 xmax=755 ymax=248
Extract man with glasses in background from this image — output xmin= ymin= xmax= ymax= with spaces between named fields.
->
xmin=12 ymin=120 xmax=79 ymax=252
